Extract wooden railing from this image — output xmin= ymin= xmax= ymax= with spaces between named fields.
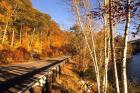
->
xmin=0 ymin=56 xmax=70 ymax=93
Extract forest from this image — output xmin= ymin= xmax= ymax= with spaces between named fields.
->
xmin=0 ymin=0 xmax=140 ymax=93
xmin=0 ymin=0 xmax=70 ymax=63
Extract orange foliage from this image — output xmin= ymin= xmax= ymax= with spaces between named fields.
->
xmin=13 ymin=47 xmax=30 ymax=61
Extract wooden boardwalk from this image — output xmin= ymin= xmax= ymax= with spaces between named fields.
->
xmin=0 ymin=56 xmax=70 ymax=93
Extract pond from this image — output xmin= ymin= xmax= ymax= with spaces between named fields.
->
xmin=127 ymin=53 xmax=140 ymax=83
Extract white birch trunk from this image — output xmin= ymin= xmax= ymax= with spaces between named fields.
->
xmin=2 ymin=22 xmax=8 ymax=44
xmin=122 ymin=0 xmax=131 ymax=93
xmin=103 ymin=0 xmax=107 ymax=90
xmin=2 ymin=5 xmax=17 ymax=44
xmin=29 ymin=28 xmax=35 ymax=50
xmin=11 ymin=29 xmax=15 ymax=47
xmin=103 ymin=33 xmax=110 ymax=93
xmin=89 ymin=20 xmax=101 ymax=93
xmin=19 ymin=25 xmax=22 ymax=46
xmin=73 ymin=1 xmax=100 ymax=93
xmin=97 ymin=0 xmax=109 ymax=92
xmin=82 ymin=1 xmax=101 ymax=93
xmin=103 ymin=29 xmax=107 ymax=93
xmin=109 ymin=0 xmax=120 ymax=93
xmin=86 ymin=8 xmax=101 ymax=93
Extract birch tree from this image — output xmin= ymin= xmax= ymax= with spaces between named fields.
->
xmin=19 ymin=24 xmax=22 ymax=46
xmin=11 ymin=29 xmax=15 ymax=47
xmin=29 ymin=28 xmax=35 ymax=50
xmin=71 ymin=0 xmax=101 ymax=93
xmin=103 ymin=7 xmax=110 ymax=93
xmin=109 ymin=0 xmax=120 ymax=93
xmin=122 ymin=0 xmax=131 ymax=93
xmin=1 ymin=4 xmax=17 ymax=44
xmin=96 ymin=0 xmax=110 ymax=92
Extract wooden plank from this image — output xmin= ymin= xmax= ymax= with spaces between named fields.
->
xmin=0 ymin=56 xmax=70 ymax=93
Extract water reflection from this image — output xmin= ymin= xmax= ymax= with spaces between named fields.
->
xmin=127 ymin=53 xmax=140 ymax=83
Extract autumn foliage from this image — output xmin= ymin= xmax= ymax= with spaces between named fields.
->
xmin=0 ymin=0 xmax=69 ymax=64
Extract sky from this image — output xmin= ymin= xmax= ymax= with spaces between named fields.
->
xmin=31 ymin=0 xmax=139 ymax=41
xmin=31 ymin=0 xmax=99 ymax=30
xmin=31 ymin=0 xmax=74 ymax=30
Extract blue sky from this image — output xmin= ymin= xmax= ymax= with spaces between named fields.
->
xmin=31 ymin=0 xmax=139 ymax=40
xmin=31 ymin=0 xmax=99 ymax=30
xmin=31 ymin=0 xmax=74 ymax=30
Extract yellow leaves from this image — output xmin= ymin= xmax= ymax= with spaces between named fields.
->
xmin=22 ymin=36 xmax=30 ymax=50
xmin=51 ymin=42 xmax=61 ymax=48
xmin=0 ymin=14 xmax=5 ymax=22
xmin=0 ymin=1 xmax=13 ymax=23
xmin=0 ymin=0 xmax=68 ymax=59
xmin=0 ymin=1 xmax=11 ymax=9
xmin=32 ymin=34 xmax=42 ymax=53
xmin=0 ymin=1 xmax=12 ymax=14
xmin=0 ymin=44 xmax=4 ymax=50
xmin=49 ymin=31 xmax=66 ymax=49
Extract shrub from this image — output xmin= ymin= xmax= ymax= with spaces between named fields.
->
xmin=30 ymin=51 xmax=41 ymax=60
xmin=13 ymin=47 xmax=30 ymax=61
xmin=0 ymin=49 xmax=13 ymax=64
xmin=42 ymin=49 xmax=53 ymax=57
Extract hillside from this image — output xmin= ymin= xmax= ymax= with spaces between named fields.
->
xmin=52 ymin=61 xmax=96 ymax=93
xmin=0 ymin=0 xmax=68 ymax=64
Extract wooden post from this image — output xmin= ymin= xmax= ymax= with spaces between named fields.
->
xmin=29 ymin=86 xmax=42 ymax=93
xmin=52 ymin=70 xmax=57 ymax=83
xmin=42 ymin=75 xmax=52 ymax=93
xmin=43 ymin=81 xmax=52 ymax=93
xmin=55 ymin=66 xmax=59 ymax=79
xmin=58 ymin=65 xmax=62 ymax=75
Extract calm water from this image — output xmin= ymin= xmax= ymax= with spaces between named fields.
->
xmin=127 ymin=53 xmax=140 ymax=83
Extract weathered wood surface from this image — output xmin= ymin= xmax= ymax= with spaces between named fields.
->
xmin=0 ymin=56 xmax=70 ymax=93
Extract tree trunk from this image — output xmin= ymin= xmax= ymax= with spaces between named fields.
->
xmin=46 ymin=31 xmax=51 ymax=49
xmin=122 ymin=0 xmax=131 ymax=93
xmin=109 ymin=0 xmax=120 ymax=93
xmin=73 ymin=1 xmax=101 ymax=93
xmin=29 ymin=28 xmax=35 ymax=50
xmin=97 ymin=0 xmax=109 ymax=92
xmin=39 ymin=31 xmax=42 ymax=51
xmin=89 ymin=20 xmax=101 ymax=93
xmin=82 ymin=1 xmax=101 ymax=92
xmin=2 ymin=5 xmax=17 ymax=45
xmin=2 ymin=22 xmax=8 ymax=44
xmin=19 ymin=25 xmax=22 ymax=46
xmin=86 ymin=9 xmax=101 ymax=93
xmin=103 ymin=28 xmax=107 ymax=93
xmin=11 ymin=29 xmax=15 ymax=47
